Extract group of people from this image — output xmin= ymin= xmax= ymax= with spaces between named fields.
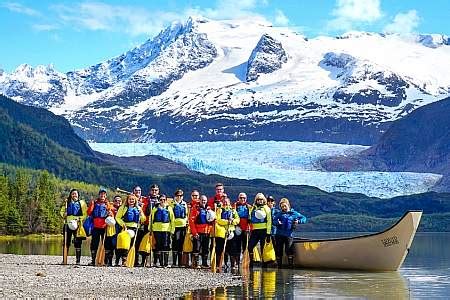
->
xmin=60 ymin=183 xmax=307 ymax=270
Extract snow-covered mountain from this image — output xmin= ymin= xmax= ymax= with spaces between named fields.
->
xmin=1 ymin=16 xmax=450 ymax=144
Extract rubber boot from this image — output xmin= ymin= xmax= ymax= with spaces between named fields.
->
xmin=134 ymin=252 xmax=140 ymax=267
xmin=141 ymin=254 xmax=148 ymax=267
xmin=122 ymin=255 xmax=127 ymax=267
xmin=192 ymin=254 xmax=200 ymax=269
xmin=89 ymin=250 xmax=96 ymax=266
xmin=230 ymin=256 xmax=237 ymax=271
xmin=288 ymin=256 xmax=294 ymax=269
xmin=276 ymin=257 xmax=283 ymax=268
xmin=75 ymin=248 xmax=81 ymax=265
xmin=201 ymin=255 xmax=209 ymax=268
xmin=105 ymin=250 xmax=113 ymax=267
xmin=163 ymin=252 xmax=169 ymax=268
xmin=172 ymin=251 xmax=178 ymax=267
xmin=115 ymin=250 xmax=121 ymax=266
xmin=177 ymin=252 xmax=183 ymax=267
xmin=153 ymin=251 xmax=158 ymax=266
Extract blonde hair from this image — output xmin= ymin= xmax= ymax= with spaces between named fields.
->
xmin=254 ymin=193 xmax=267 ymax=205
xmin=279 ymin=198 xmax=291 ymax=209
xmin=125 ymin=194 xmax=138 ymax=207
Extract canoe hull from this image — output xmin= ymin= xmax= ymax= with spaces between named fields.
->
xmin=293 ymin=211 xmax=422 ymax=271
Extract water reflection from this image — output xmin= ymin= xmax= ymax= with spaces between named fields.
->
xmin=187 ymin=268 xmax=408 ymax=299
xmin=0 ymin=237 xmax=91 ymax=256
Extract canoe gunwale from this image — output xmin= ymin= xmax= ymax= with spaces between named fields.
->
xmin=293 ymin=210 xmax=423 ymax=243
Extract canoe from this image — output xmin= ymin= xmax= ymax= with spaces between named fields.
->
xmin=293 ymin=210 xmax=422 ymax=271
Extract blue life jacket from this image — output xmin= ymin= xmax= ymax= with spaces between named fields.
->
xmin=173 ymin=203 xmax=187 ymax=219
xmin=154 ymin=207 xmax=170 ymax=223
xmin=251 ymin=207 xmax=266 ymax=224
xmin=221 ymin=209 xmax=232 ymax=220
xmin=236 ymin=204 xmax=249 ymax=219
xmin=67 ymin=201 xmax=82 ymax=216
xmin=93 ymin=203 xmax=108 ymax=218
xmin=197 ymin=207 xmax=208 ymax=224
xmin=280 ymin=212 xmax=294 ymax=231
xmin=123 ymin=206 xmax=140 ymax=223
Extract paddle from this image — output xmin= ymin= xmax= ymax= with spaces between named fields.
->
xmin=241 ymin=225 xmax=250 ymax=270
xmin=62 ymin=200 xmax=68 ymax=265
xmin=95 ymin=234 xmax=106 ymax=266
xmin=218 ymin=218 xmax=231 ymax=272
xmin=145 ymin=200 xmax=153 ymax=267
xmin=126 ymin=228 xmax=138 ymax=268
xmin=210 ymin=206 xmax=217 ymax=273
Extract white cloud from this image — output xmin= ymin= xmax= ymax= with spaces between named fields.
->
xmin=327 ymin=0 xmax=382 ymax=31
xmin=383 ymin=10 xmax=420 ymax=34
xmin=2 ymin=2 xmax=40 ymax=16
xmin=32 ymin=24 xmax=59 ymax=32
xmin=274 ymin=9 xmax=289 ymax=26
xmin=50 ymin=0 xmax=275 ymax=37
xmin=52 ymin=2 xmax=182 ymax=37
xmin=186 ymin=0 xmax=266 ymax=20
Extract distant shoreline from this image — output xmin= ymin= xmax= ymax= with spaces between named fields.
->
xmin=0 ymin=254 xmax=240 ymax=298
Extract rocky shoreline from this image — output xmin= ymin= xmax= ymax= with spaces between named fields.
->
xmin=0 ymin=254 xmax=241 ymax=298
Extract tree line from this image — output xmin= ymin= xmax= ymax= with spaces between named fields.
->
xmin=0 ymin=164 xmax=99 ymax=235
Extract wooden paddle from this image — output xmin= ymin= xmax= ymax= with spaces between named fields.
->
xmin=218 ymin=219 xmax=231 ymax=272
xmin=62 ymin=200 xmax=68 ymax=265
xmin=145 ymin=200 xmax=153 ymax=267
xmin=210 ymin=206 xmax=217 ymax=273
xmin=126 ymin=228 xmax=138 ymax=268
xmin=95 ymin=234 xmax=106 ymax=266
xmin=241 ymin=225 xmax=250 ymax=270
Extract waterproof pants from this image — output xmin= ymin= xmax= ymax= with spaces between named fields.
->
xmin=275 ymin=235 xmax=294 ymax=257
xmin=192 ymin=233 xmax=210 ymax=257
xmin=63 ymin=224 xmax=83 ymax=248
xmin=90 ymin=228 xmax=106 ymax=251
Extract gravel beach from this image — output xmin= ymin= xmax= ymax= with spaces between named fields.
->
xmin=0 ymin=254 xmax=241 ymax=298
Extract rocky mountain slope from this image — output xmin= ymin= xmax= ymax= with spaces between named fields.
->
xmin=320 ymin=96 xmax=450 ymax=192
xmin=1 ymin=17 xmax=449 ymax=144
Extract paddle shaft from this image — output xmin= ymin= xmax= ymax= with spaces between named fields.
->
xmin=218 ymin=218 xmax=232 ymax=271
xmin=210 ymin=205 xmax=217 ymax=273
xmin=63 ymin=200 xmax=68 ymax=265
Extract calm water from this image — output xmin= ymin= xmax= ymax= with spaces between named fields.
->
xmin=1 ymin=233 xmax=449 ymax=299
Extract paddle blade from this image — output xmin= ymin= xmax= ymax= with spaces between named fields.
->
xmin=210 ymin=248 xmax=216 ymax=273
xmin=126 ymin=246 xmax=136 ymax=268
xmin=95 ymin=239 xmax=105 ymax=266
xmin=181 ymin=253 xmax=189 ymax=267
xmin=242 ymin=249 xmax=250 ymax=270
xmin=63 ymin=246 xmax=68 ymax=265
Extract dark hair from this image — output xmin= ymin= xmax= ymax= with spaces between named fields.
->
xmin=150 ymin=184 xmax=159 ymax=189
xmin=67 ymin=189 xmax=78 ymax=201
xmin=215 ymin=183 xmax=224 ymax=188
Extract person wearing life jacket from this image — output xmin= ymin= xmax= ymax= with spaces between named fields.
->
xmin=104 ymin=195 xmax=122 ymax=267
xmin=248 ymin=193 xmax=272 ymax=268
xmin=273 ymin=198 xmax=306 ymax=268
xmin=131 ymin=186 xmax=149 ymax=267
xmin=267 ymin=196 xmax=279 ymax=242
xmin=60 ymin=189 xmax=87 ymax=265
xmin=146 ymin=184 xmax=161 ymax=266
xmin=87 ymin=187 xmax=113 ymax=266
xmin=215 ymin=196 xmax=240 ymax=272
xmin=233 ymin=192 xmax=252 ymax=256
xmin=170 ymin=189 xmax=188 ymax=267
xmin=207 ymin=182 xmax=226 ymax=209
xmin=150 ymin=194 xmax=175 ymax=267
xmin=189 ymin=195 xmax=213 ymax=269
xmin=115 ymin=194 xmax=146 ymax=266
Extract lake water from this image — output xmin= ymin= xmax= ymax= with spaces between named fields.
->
xmin=1 ymin=233 xmax=449 ymax=299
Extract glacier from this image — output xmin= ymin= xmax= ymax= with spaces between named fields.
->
xmin=89 ymin=141 xmax=442 ymax=198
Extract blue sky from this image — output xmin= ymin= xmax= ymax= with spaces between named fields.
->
xmin=1 ymin=0 xmax=449 ymax=72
